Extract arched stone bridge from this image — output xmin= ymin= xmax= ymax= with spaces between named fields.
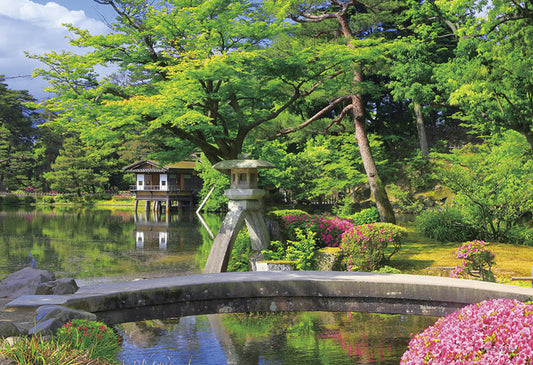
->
xmin=8 ymin=271 xmax=533 ymax=324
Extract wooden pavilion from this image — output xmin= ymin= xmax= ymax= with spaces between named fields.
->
xmin=124 ymin=160 xmax=202 ymax=213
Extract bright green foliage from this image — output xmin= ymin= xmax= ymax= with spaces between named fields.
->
xmin=269 ymin=209 xmax=309 ymax=218
xmin=55 ymin=319 xmax=122 ymax=362
xmin=195 ymin=154 xmax=230 ymax=212
xmin=227 ymin=229 xmax=252 ymax=272
xmin=374 ymin=265 xmax=402 ymax=274
xmin=435 ymin=0 xmax=533 ymax=148
xmin=294 ymin=135 xmax=369 ymax=202
xmin=261 ymin=239 xmax=286 ymax=262
xmin=345 ymin=207 xmax=381 ymax=225
xmin=285 ymin=229 xmax=317 ymax=271
xmin=0 ymin=334 xmax=108 ymax=365
xmin=435 ymin=131 xmax=533 ymax=242
xmin=44 ymin=137 xmax=108 ymax=196
xmin=262 ymin=228 xmax=317 ymax=271
xmin=265 ymin=0 xmax=405 ymax=224
xmin=249 ymin=138 xmax=301 ymax=201
xmin=31 ymin=0 xmax=344 ymax=165
xmin=251 ymin=133 xmax=387 ymax=204
xmin=340 ymin=223 xmax=407 ymax=271
xmin=387 ymin=0 xmax=458 ymax=156
xmin=416 ymin=207 xmax=478 ymax=242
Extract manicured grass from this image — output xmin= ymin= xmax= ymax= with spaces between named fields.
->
xmin=389 ymin=224 xmax=533 ymax=287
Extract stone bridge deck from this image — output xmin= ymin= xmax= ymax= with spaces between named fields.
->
xmin=8 ymin=272 xmax=533 ymax=324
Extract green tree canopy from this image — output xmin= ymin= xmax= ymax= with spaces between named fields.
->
xmin=0 ymin=76 xmax=37 ymax=191
xmin=435 ymin=131 xmax=533 ymax=242
xmin=31 ymin=0 xmax=348 ymax=164
xmin=44 ymin=136 xmax=108 ymax=195
xmin=435 ymin=0 xmax=533 ymax=148
xmin=265 ymin=0 xmax=407 ymax=223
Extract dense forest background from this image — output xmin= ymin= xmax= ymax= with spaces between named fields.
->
xmin=1 ymin=0 xmax=531 ymax=240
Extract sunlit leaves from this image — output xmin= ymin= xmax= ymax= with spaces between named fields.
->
xmin=31 ymin=0 xmax=349 ymax=163
xmin=432 ymin=0 xmax=533 ymax=147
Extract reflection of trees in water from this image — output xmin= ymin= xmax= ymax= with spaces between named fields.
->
xmin=117 ymin=312 xmax=436 ymax=364
xmin=220 ymin=312 xmax=437 ymax=364
xmin=118 ymin=320 xmax=169 ymax=348
xmin=0 ymin=208 xmax=221 ymax=279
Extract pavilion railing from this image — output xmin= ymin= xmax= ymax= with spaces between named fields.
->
xmin=129 ymin=185 xmax=193 ymax=192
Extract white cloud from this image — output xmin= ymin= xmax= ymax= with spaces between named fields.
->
xmin=0 ymin=0 xmax=108 ymax=98
xmin=0 ymin=0 xmax=107 ymax=33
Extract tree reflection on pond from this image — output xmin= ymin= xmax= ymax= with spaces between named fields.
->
xmin=117 ymin=312 xmax=437 ymax=364
xmin=0 ymin=208 xmax=220 ymax=280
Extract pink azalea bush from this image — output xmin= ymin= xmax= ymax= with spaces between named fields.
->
xmin=340 ymin=223 xmax=407 ymax=271
xmin=281 ymin=214 xmax=354 ymax=248
xmin=450 ymin=240 xmax=496 ymax=282
xmin=401 ymin=298 xmax=533 ymax=364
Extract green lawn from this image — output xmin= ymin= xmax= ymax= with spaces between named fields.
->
xmin=389 ymin=225 xmax=533 ymax=287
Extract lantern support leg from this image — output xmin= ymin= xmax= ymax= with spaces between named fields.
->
xmin=245 ymin=211 xmax=269 ymax=251
xmin=203 ymin=208 xmax=246 ymax=274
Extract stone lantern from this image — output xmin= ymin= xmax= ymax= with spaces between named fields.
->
xmin=203 ymin=154 xmax=275 ymax=273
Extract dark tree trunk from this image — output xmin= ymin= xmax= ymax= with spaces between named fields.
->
xmin=523 ymin=129 xmax=533 ymax=150
xmin=352 ymin=90 xmax=396 ymax=224
xmin=414 ymin=102 xmax=429 ymax=157
xmin=338 ymin=12 xmax=396 ymax=224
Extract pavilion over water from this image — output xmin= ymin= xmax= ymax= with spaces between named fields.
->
xmin=124 ymin=160 xmax=202 ymax=213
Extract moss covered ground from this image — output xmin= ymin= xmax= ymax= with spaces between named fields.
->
xmin=390 ymin=224 xmax=533 ymax=287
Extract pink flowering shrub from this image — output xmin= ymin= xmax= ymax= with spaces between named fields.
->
xmin=340 ymin=223 xmax=407 ymax=271
xmin=450 ymin=240 xmax=495 ymax=282
xmin=281 ymin=214 xmax=354 ymax=248
xmin=401 ymin=298 xmax=533 ymax=364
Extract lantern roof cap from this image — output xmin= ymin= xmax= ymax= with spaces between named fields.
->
xmin=212 ymin=154 xmax=276 ymax=171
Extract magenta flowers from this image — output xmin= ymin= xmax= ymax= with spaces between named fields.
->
xmin=282 ymin=214 xmax=354 ymax=248
xmin=450 ymin=240 xmax=496 ymax=282
xmin=340 ymin=222 xmax=407 ymax=271
xmin=401 ymin=298 xmax=533 ymax=364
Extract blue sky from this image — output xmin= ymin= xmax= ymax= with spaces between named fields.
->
xmin=0 ymin=0 xmax=116 ymax=99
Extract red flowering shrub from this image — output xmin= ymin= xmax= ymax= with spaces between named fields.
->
xmin=340 ymin=223 xmax=407 ymax=271
xmin=401 ymin=298 xmax=533 ymax=364
xmin=281 ymin=214 xmax=354 ymax=248
xmin=55 ymin=319 xmax=122 ymax=362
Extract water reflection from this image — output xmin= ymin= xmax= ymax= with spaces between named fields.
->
xmin=117 ymin=312 xmax=437 ymax=365
xmin=133 ymin=211 xmax=199 ymax=251
xmin=0 ymin=207 xmax=220 ymax=280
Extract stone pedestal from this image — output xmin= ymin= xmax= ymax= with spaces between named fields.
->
xmin=203 ymin=156 xmax=275 ymax=274
xmin=203 ymin=189 xmax=270 ymax=273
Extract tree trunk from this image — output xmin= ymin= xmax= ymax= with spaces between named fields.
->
xmin=414 ymin=102 xmax=429 ymax=157
xmin=351 ymin=90 xmax=396 ymax=224
xmin=523 ymin=129 xmax=533 ymax=150
xmin=336 ymin=13 xmax=396 ymax=224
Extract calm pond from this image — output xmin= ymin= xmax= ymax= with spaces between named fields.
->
xmin=0 ymin=207 xmax=436 ymax=364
